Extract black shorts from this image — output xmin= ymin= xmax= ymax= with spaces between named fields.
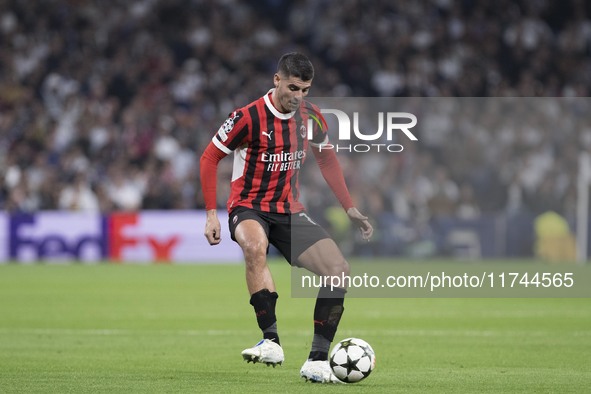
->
xmin=228 ymin=206 xmax=331 ymax=265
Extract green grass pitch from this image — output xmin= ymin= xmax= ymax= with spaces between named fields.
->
xmin=0 ymin=260 xmax=590 ymax=393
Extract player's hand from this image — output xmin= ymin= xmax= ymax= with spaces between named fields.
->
xmin=346 ymin=207 xmax=373 ymax=241
xmin=204 ymin=210 xmax=222 ymax=245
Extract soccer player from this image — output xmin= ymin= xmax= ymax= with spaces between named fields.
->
xmin=200 ymin=52 xmax=373 ymax=383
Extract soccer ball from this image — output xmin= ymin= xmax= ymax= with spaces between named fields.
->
xmin=329 ymin=337 xmax=376 ymax=383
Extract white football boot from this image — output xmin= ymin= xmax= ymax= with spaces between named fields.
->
xmin=300 ymin=360 xmax=343 ymax=383
xmin=241 ymin=339 xmax=284 ymax=367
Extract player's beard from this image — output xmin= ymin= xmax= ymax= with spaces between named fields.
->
xmin=287 ymin=99 xmax=300 ymax=111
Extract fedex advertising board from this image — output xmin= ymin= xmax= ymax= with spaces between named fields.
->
xmin=4 ymin=211 xmax=242 ymax=263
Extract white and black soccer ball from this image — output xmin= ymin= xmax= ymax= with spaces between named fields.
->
xmin=329 ymin=337 xmax=376 ymax=383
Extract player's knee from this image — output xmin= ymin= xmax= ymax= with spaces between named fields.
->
xmin=240 ymin=238 xmax=268 ymax=262
xmin=324 ymin=258 xmax=349 ymax=278
xmin=338 ymin=258 xmax=350 ymax=277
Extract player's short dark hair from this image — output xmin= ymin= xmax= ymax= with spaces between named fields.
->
xmin=277 ymin=52 xmax=314 ymax=81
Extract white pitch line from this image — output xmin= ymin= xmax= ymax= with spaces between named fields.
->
xmin=0 ymin=328 xmax=588 ymax=338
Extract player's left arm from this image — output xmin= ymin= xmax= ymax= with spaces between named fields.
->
xmin=311 ymin=146 xmax=373 ymax=241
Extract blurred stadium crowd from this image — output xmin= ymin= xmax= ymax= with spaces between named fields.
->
xmin=1 ymin=0 xmax=590 ymax=228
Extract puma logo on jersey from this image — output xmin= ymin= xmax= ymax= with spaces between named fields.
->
xmin=262 ymin=130 xmax=274 ymax=140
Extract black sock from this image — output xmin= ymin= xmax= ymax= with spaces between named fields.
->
xmin=250 ymin=289 xmax=280 ymax=345
xmin=263 ymin=322 xmax=279 ymax=343
xmin=308 ymin=334 xmax=331 ymax=361
xmin=308 ymin=287 xmax=346 ymax=360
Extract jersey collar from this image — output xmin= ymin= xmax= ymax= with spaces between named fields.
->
xmin=264 ymin=89 xmax=296 ymax=120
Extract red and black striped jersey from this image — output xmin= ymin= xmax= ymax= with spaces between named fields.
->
xmin=211 ymin=90 xmax=328 ymax=214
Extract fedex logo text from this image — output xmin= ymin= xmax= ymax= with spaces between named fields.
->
xmin=8 ymin=213 xmax=180 ymax=262
xmin=3 ymin=211 xmax=243 ymax=263
xmin=9 ymin=214 xmax=107 ymax=261
xmin=110 ymin=213 xmax=179 ymax=262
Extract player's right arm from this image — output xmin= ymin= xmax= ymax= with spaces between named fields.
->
xmin=200 ymin=143 xmax=226 ymax=245
xmin=199 ymin=110 xmax=249 ymax=245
